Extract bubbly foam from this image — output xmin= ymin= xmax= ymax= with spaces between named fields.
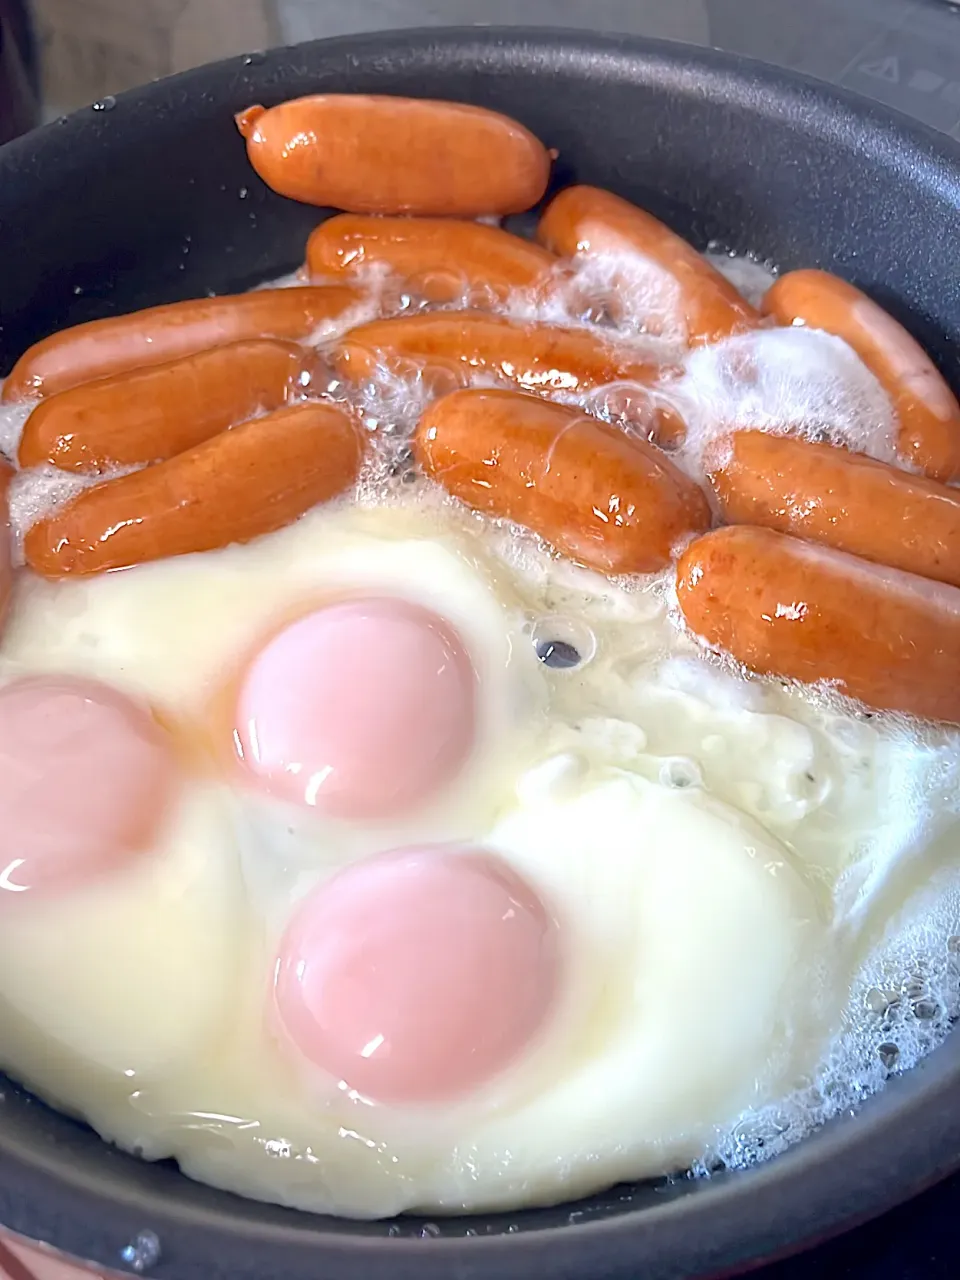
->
xmin=703 ymin=247 xmax=778 ymax=308
xmin=0 ymin=396 xmax=33 ymax=460
xmin=664 ymin=327 xmax=899 ymax=483
xmin=695 ymin=871 xmax=960 ymax=1176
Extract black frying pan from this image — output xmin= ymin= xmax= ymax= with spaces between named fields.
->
xmin=1 ymin=27 xmax=959 ymax=1280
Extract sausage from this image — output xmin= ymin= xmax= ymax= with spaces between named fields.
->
xmin=235 ymin=95 xmax=551 ymax=217
xmin=761 ymin=270 xmax=960 ymax=482
xmin=706 ymin=430 xmax=960 ymax=589
xmin=334 ymin=311 xmax=669 ymax=397
xmin=19 ymin=339 xmax=314 ymax=474
xmin=1 ymin=286 xmax=361 ymax=403
xmin=0 ymin=462 xmax=13 ymax=627
xmin=676 ymin=525 xmax=960 ymax=723
xmin=415 ymin=388 xmax=710 ymax=574
xmin=306 ymin=214 xmax=558 ymax=305
xmin=24 ymin=401 xmax=363 ymax=577
xmin=536 ymin=186 xmax=760 ymax=346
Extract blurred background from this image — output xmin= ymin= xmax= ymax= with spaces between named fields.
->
xmin=2 ymin=1 xmax=960 ymax=143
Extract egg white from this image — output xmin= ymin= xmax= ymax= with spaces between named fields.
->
xmin=0 ymin=783 xmax=243 ymax=1080
xmin=0 ymin=492 xmax=952 ymax=1219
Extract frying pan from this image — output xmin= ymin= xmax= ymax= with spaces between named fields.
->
xmin=1 ymin=26 xmax=959 ymax=1280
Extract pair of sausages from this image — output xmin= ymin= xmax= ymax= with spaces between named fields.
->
xmin=301 ymin=188 xmax=759 ymax=344
xmin=24 ymin=402 xmax=364 ymax=578
xmin=678 ymin=526 xmax=960 ymax=725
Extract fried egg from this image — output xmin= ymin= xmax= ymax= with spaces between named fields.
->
xmin=0 ymin=474 xmax=954 ymax=1219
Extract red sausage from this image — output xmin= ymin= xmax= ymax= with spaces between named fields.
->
xmin=236 ymin=95 xmax=551 ymax=216
xmin=334 ymin=311 xmax=669 ymax=396
xmin=2 ymin=287 xmax=360 ymax=403
xmin=24 ymin=401 xmax=364 ymax=578
xmin=537 ymin=185 xmax=760 ymax=346
xmin=676 ymin=525 xmax=960 ymax=722
xmin=306 ymin=215 xmax=558 ymax=305
xmin=415 ymin=388 xmax=710 ymax=574
xmin=707 ymin=430 xmax=960 ymax=588
xmin=19 ymin=339 xmax=314 ymax=474
xmin=762 ymin=270 xmax=960 ymax=482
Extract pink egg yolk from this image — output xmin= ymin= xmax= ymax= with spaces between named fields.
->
xmin=273 ymin=846 xmax=560 ymax=1104
xmin=0 ymin=676 xmax=178 ymax=896
xmin=234 ymin=598 xmax=477 ymax=820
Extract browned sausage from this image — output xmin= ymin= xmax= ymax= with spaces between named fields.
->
xmin=19 ymin=339 xmax=314 ymax=474
xmin=1 ymin=286 xmax=361 ymax=403
xmin=537 ymin=185 xmax=761 ymax=346
xmin=236 ymin=95 xmax=551 ymax=216
xmin=676 ymin=525 xmax=960 ymax=722
xmin=333 ymin=311 xmax=670 ymax=396
xmin=24 ymin=401 xmax=363 ymax=577
xmin=415 ymin=388 xmax=710 ymax=574
xmin=706 ymin=430 xmax=960 ymax=589
xmin=762 ymin=270 xmax=960 ymax=482
xmin=306 ymin=214 xmax=558 ymax=305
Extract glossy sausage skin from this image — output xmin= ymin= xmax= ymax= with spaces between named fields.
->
xmin=762 ymin=270 xmax=960 ymax=482
xmin=306 ymin=215 xmax=558 ymax=305
xmin=676 ymin=525 xmax=960 ymax=723
xmin=236 ymin=95 xmax=551 ymax=216
xmin=1 ymin=287 xmax=360 ymax=403
xmin=415 ymin=388 xmax=710 ymax=574
xmin=19 ymin=339 xmax=313 ymax=474
xmin=707 ymin=430 xmax=960 ymax=589
xmin=537 ymin=186 xmax=760 ymax=346
xmin=24 ymin=402 xmax=363 ymax=577
xmin=334 ymin=311 xmax=668 ymax=397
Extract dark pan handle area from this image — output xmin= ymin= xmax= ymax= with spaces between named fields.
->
xmin=0 ymin=27 xmax=959 ymax=1280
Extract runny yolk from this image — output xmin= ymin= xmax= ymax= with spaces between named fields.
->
xmin=272 ymin=845 xmax=560 ymax=1104
xmin=0 ymin=675 xmax=178 ymax=896
xmin=233 ymin=597 xmax=477 ymax=820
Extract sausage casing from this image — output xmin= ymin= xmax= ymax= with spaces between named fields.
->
xmin=676 ymin=525 xmax=960 ymax=722
xmin=307 ymin=214 xmax=557 ymax=305
xmin=236 ymin=95 xmax=551 ymax=216
xmin=24 ymin=401 xmax=364 ymax=577
xmin=416 ymin=388 xmax=710 ymax=574
xmin=537 ymin=185 xmax=760 ymax=346
xmin=762 ymin=270 xmax=960 ymax=482
xmin=707 ymin=430 xmax=960 ymax=589
xmin=2 ymin=287 xmax=360 ymax=403
xmin=19 ymin=339 xmax=313 ymax=474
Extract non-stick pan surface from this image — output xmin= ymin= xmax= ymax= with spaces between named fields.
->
xmin=1 ymin=27 xmax=959 ymax=1280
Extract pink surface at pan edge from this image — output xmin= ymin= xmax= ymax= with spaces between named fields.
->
xmin=0 ymin=1235 xmax=110 ymax=1280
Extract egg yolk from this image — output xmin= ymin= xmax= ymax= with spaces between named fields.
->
xmin=273 ymin=846 xmax=560 ymax=1104
xmin=234 ymin=598 xmax=477 ymax=820
xmin=0 ymin=675 xmax=177 ymax=895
